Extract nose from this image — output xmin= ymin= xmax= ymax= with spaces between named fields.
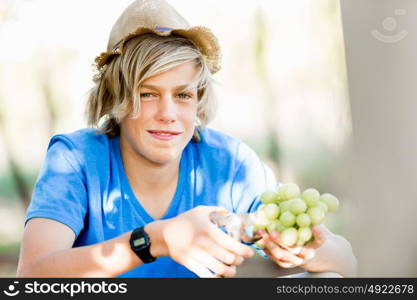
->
xmin=155 ymin=95 xmax=177 ymax=123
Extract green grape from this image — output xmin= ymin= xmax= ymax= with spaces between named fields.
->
xmin=302 ymin=188 xmax=320 ymax=207
xmin=260 ymin=190 xmax=279 ymax=204
xmin=280 ymin=227 xmax=298 ymax=247
xmin=279 ymin=211 xmax=296 ymax=227
xmin=275 ymin=220 xmax=287 ymax=232
xmin=279 ymin=200 xmax=293 ymax=213
xmin=296 ymin=213 xmax=311 ymax=227
xmin=266 ymin=221 xmax=276 ymax=233
xmin=266 ymin=219 xmax=286 ymax=233
xmin=298 ymin=227 xmax=313 ymax=242
xmin=263 ymin=203 xmax=280 ymax=220
xmin=277 ymin=183 xmax=301 ymax=201
xmin=289 ymin=198 xmax=307 ymax=215
xmin=296 ymin=239 xmax=305 ymax=247
xmin=307 ymin=207 xmax=325 ymax=225
xmin=320 ymin=193 xmax=339 ymax=212
xmin=316 ymin=201 xmax=328 ymax=214
xmin=253 ymin=210 xmax=270 ymax=229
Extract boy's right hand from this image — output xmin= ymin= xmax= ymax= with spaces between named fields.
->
xmin=147 ymin=206 xmax=254 ymax=277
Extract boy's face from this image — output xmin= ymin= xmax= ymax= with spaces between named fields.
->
xmin=120 ymin=61 xmax=199 ymax=166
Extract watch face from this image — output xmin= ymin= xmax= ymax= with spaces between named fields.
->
xmin=133 ymin=237 xmax=146 ymax=247
xmin=130 ymin=227 xmax=156 ymax=263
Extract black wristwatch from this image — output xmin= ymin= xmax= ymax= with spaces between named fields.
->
xmin=129 ymin=226 xmax=157 ymax=263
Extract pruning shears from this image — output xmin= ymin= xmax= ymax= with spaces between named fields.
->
xmin=209 ymin=210 xmax=262 ymax=243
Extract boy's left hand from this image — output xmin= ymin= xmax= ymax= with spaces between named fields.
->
xmin=259 ymin=225 xmax=330 ymax=269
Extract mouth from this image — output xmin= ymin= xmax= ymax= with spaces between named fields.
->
xmin=147 ymin=130 xmax=182 ymax=140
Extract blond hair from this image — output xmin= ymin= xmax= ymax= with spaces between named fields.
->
xmin=86 ymin=34 xmax=217 ymax=139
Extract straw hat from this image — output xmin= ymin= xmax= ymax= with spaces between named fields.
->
xmin=94 ymin=0 xmax=221 ymax=74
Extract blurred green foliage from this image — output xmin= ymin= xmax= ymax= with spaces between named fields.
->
xmin=0 ymin=242 xmax=20 ymax=255
xmin=0 ymin=169 xmax=37 ymax=201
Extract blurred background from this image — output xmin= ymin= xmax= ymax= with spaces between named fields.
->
xmin=0 ymin=0 xmax=416 ymax=277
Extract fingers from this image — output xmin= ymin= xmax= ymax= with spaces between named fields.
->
xmin=263 ymin=232 xmax=316 ymax=268
xmin=208 ymin=225 xmax=254 ymax=258
xmin=298 ymin=247 xmax=316 ymax=261
xmin=268 ymin=232 xmax=303 ymax=255
xmin=191 ymin=249 xmax=237 ymax=278
xmin=263 ymin=238 xmax=304 ymax=267
xmin=179 ymin=239 xmax=243 ymax=277
xmin=182 ymin=240 xmax=243 ymax=277
xmin=202 ymin=239 xmax=245 ymax=266
xmin=263 ymin=247 xmax=301 ymax=269
xmin=183 ymin=257 xmax=216 ymax=278
xmin=262 ymin=227 xmax=332 ymax=270
xmin=307 ymin=225 xmax=329 ymax=249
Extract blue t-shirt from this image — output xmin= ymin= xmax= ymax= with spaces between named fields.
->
xmin=25 ymin=127 xmax=277 ymax=277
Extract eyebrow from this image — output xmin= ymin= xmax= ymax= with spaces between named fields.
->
xmin=140 ymin=83 xmax=197 ymax=91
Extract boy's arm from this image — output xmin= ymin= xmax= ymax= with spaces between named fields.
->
xmin=17 ymin=206 xmax=254 ymax=278
xmin=16 ymin=218 xmax=165 ymax=277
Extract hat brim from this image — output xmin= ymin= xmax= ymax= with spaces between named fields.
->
xmin=95 ymin=26 xmax=221 ymax=74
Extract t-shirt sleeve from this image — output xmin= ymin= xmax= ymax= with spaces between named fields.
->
xmin=230 ymin=142 xmax=279 ymax=214
xmin=24 ymin=135 xmax=88 ymax=237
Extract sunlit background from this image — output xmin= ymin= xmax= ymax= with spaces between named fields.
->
xmin=1 ymin=0 xmax=415 ymax=277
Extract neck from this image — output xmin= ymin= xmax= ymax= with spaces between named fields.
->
xmin=119 ymin=136 xmax=180 ymax=192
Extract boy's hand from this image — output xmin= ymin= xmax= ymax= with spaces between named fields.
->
xmin=259 ymin=225 xmax=330 ymax=269
xmin=159 ymin=206 xmax=254 ymax=277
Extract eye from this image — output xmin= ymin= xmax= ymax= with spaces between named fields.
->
xmin=140 ymin=93 xmax=157 ymax=100
xmin=177 ymin=93 xmax=193 ymax=101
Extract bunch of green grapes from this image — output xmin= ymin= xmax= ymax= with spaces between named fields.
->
xmin=253 ymin=183 xmax=339 ymax=247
